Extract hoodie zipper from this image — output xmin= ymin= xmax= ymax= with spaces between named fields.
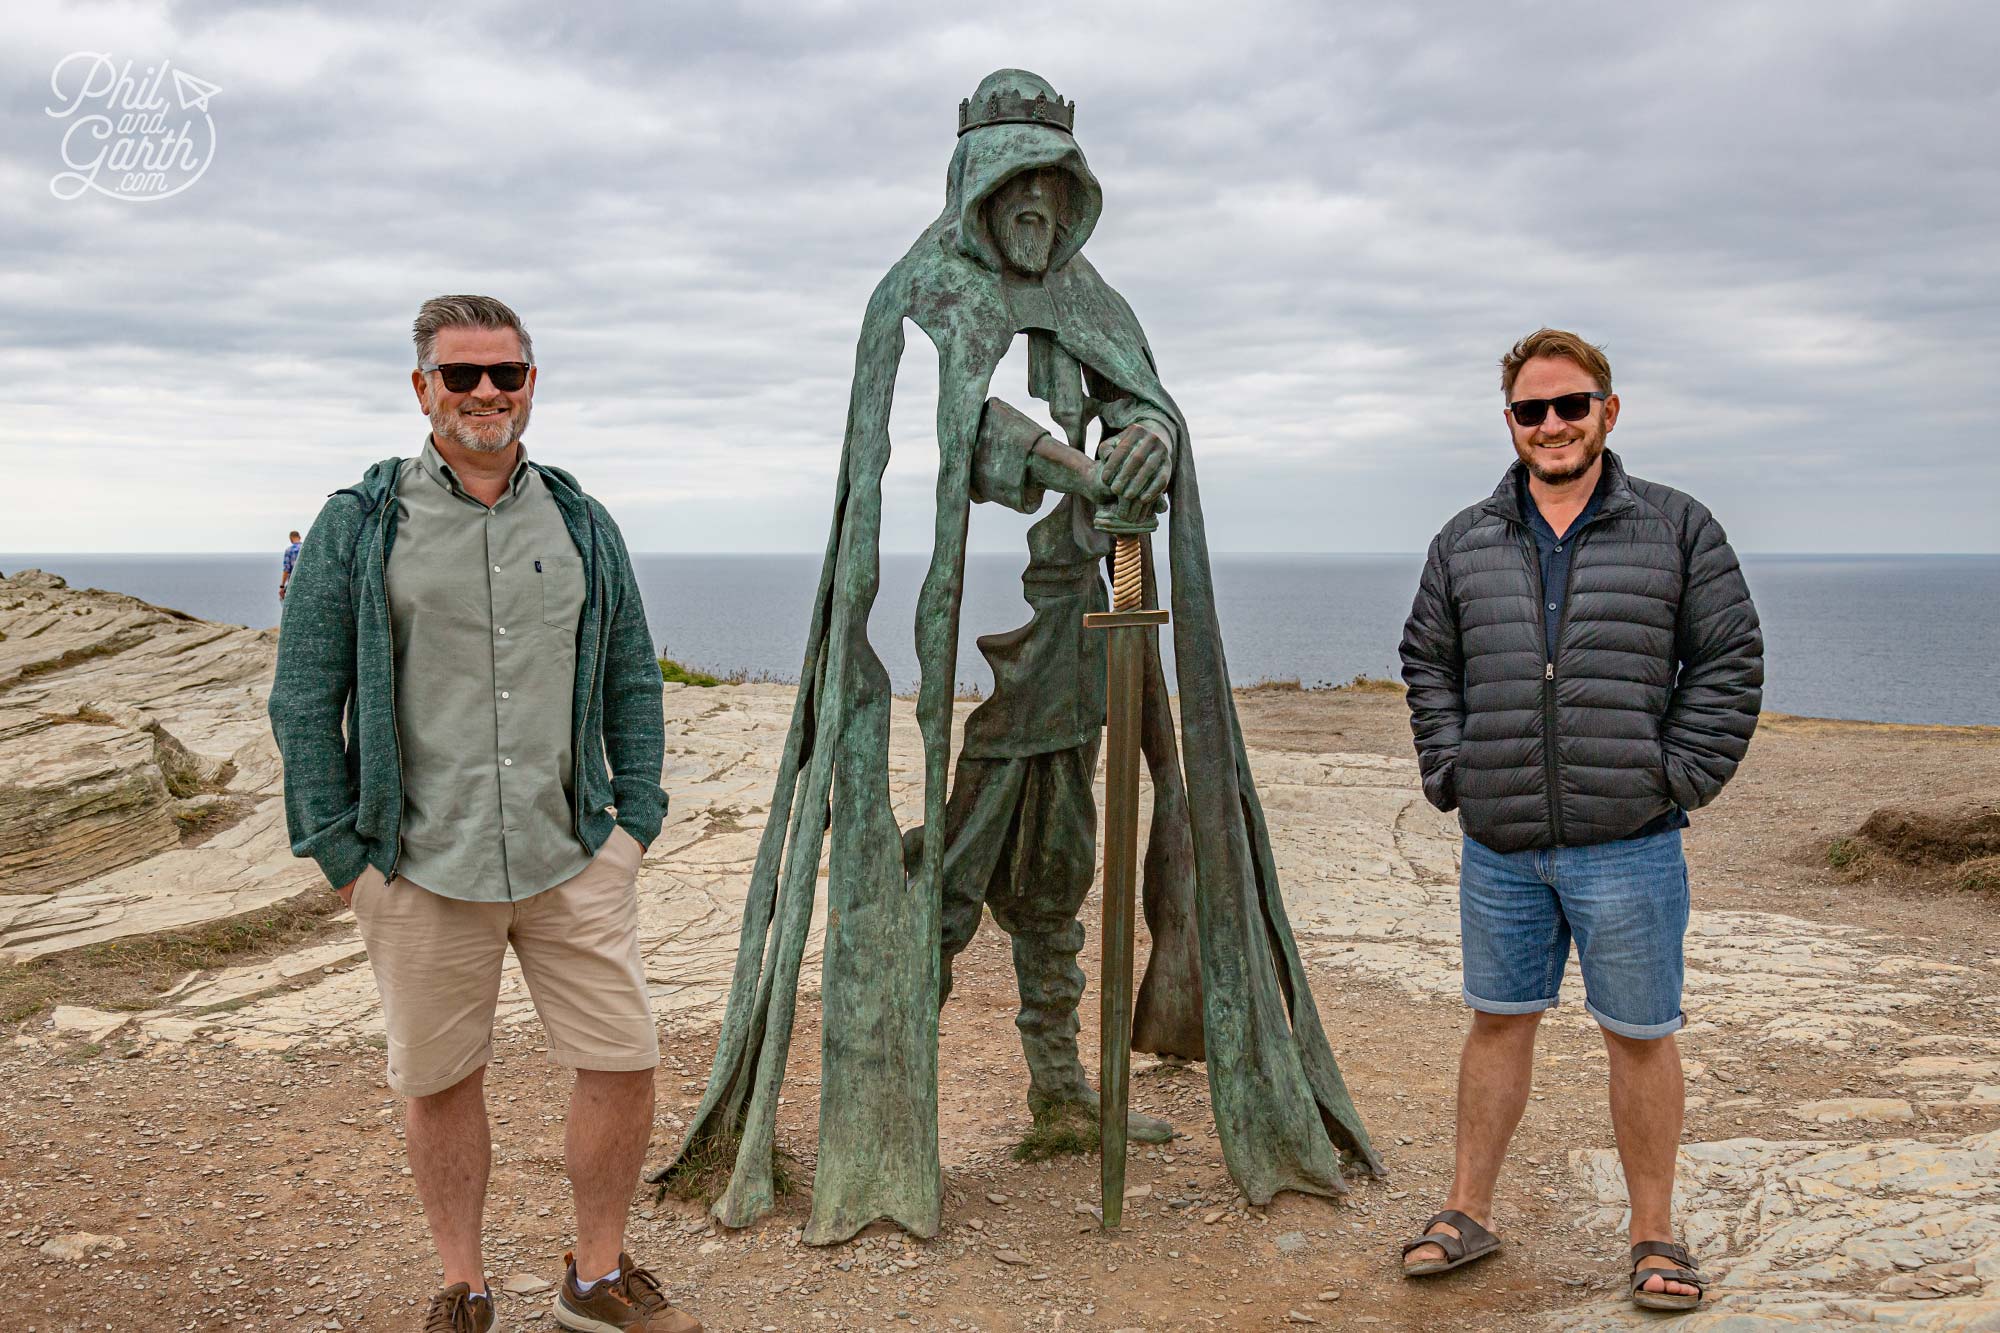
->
xmin=377 ymin=481 xmax=405 ymax=880
xmin=568 ymin=493 xmax=603 ymax=842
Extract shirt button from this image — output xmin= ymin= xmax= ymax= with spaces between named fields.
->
xmin=500 ymin=690 xmax=510 ymax=699
xmin=1555 ymin=545 xmax=1562 ymax=552
xmin=493 ymin=564 xmax=501 ymax=573
xmin=1548 ymin=603 xmax=1557 ymax=610
xmin=503 ymin=758 xmax=513 ymax=767
xmin=497 ymin=627 xmax=507 ymax=635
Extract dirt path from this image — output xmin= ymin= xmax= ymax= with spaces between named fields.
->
xmin=6 ymin=656 xmax=2000 ymax=1329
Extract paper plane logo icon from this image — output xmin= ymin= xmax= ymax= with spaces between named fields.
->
xmin=172 ymin=68 xmax=221 ymax=112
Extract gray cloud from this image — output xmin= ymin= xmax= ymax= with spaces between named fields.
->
xmin=2 ymin=0 xmax=1994 ymax=554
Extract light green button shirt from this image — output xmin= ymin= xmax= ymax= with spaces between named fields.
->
xmin=385 ymin=438 xmax=591 ymax=901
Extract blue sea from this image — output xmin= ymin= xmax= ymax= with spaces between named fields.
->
xmin=4 ymin=552 xmax=1996 ymax=727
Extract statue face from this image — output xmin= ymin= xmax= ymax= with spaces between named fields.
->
xmin=986 ymin=167 xmax=1067 ymax=275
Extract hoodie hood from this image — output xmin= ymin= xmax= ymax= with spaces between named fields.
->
xmin=944 ymin=70 xmax=1101 ymax=274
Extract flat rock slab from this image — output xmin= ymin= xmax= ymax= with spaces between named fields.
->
xmin=1794 ymin=1098 xmax=1917 ymax=1124
xmin=1547 ymin=1131 xmax=2000 ymax=1328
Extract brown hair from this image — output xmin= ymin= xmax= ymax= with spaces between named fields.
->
xmin=412 ymin=294 xmax=534 ymax=366
xmin=1500 ymin=327 xmax=1611 ymax=398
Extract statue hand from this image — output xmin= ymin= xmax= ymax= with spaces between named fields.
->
xmin=1096 ymin=422 xmax=1174 ymax=508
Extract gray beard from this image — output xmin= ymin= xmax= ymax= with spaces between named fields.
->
xmin=430 ymin=401 xmax=529 ymax=454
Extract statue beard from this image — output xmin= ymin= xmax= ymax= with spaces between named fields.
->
xmin=1516 ymin=418 xmax=1607 ymax=485
xmin=993 ymin=210 xmax=1057 ymax=275
xmin=429 ymin=396 xmax=531 ymax=454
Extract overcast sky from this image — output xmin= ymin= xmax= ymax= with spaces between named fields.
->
xmin=3 ymin=0 xmax=1995 ymax=555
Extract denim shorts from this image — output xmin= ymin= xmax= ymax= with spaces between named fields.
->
xmin=1458 ymin=827 xmax=1690 ymax=1039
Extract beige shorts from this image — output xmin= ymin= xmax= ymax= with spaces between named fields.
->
xmin=350 ymin=826 xmax=659 ymax=1098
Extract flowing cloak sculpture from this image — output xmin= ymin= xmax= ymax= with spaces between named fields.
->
xmin=653 ymin=69 xmax=1382 ymax=1245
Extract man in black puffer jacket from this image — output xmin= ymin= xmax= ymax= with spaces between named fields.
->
xmin=1396 ymin=328 xmax=1761 ymax=1310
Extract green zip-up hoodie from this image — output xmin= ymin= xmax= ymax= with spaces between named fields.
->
xmin=268 ymin=454 xmax=667 ymax=890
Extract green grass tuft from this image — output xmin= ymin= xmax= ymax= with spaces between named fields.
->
xmin=1827 ymin=837 xmax=1861 ymax=869
xmin=659 ymin=656 xmax=723 ymax=688
xmin=1012 ymin=1099 xmax=1100 ymax=1162
xmin=1961 ymin=856 xmax=2000 ymax=894
xmin=655 ymin=1126 xmax=798 ymax=1205
xmin=1335 ymin=673 xmax=1407 ymax=693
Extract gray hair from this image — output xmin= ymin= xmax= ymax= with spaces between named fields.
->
xmin=412 ymin=294 xmax=535 ymax=366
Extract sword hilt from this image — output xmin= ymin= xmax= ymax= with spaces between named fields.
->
xmin=1111 ymin=535 xmax=1142 ymax=612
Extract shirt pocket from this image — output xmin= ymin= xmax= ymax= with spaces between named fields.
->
xmin=536 ymin=553 xmax=586 ymax=631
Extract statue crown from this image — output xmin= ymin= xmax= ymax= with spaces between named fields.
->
xmin=957 ymin=88 xmax=1075 ymax=138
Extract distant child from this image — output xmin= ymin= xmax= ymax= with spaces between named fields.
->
xmin=278 ymin=530 xmax=301 ymax=602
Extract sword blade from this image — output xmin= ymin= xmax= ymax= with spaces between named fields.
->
xmin=1098 ymin=621 xmax=1146 ymax=1228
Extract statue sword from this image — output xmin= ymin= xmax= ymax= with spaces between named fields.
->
xmin=1083 ymin=488 xmax=1168 ymax=1230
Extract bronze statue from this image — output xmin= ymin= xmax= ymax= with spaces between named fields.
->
xmin=654 ymin=68 xmax=1380 ymax=1245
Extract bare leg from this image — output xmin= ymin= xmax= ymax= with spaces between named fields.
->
xmin=405 ymin=1066 xmax=491 ymax=1290
xmin=1404 ymin=1010 xmax=1541 ymax=1269
xmin=1605 ymin=1029 xmax=1695 ymax=1298
xmin=567 ymin=1067 xmax=656 ymax=1279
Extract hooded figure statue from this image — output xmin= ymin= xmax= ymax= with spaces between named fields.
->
xmin=653 ymin=69 xmax=1382 ymax=1245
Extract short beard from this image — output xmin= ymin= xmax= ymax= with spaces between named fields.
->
xmin=429 ymin=399 xmax=530 ymax=454
xmin=1517 ymin=425 xmax=1605 ymax=485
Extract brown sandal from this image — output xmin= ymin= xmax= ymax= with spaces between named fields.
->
xmin=1400 ymin=1209 xmax=1502 ymax=1276
xmin=1631 ymin=1240 xmax=1705 ymax=1310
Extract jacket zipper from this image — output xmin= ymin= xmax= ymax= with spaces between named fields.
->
xmin=1524 ymin=517 xmax=1599 ymax=848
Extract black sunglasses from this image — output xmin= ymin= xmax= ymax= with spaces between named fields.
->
xmin=419 ymin=361 xmax=532 ymax=394
xmin=1507 ymin=391 xmax=1607 ymax=427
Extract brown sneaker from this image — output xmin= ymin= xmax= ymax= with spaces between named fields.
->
xmin=553 ymin=1250 xmax=703 ymax=1333
xmin=422 ymin=1282 xmax=496 ymax=1333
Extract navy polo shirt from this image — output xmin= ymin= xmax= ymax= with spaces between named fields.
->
xmin=1520 ymin=468 xmax=1688 ymax=842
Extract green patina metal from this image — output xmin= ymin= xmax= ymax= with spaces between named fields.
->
xmin=651 ymin=68 xmax=1382 ymax=1245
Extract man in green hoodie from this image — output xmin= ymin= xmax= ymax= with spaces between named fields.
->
xmin=269 ymin=295 xmax=699 ymax=1332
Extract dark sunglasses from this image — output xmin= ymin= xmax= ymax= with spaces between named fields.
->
xmin=419 ymin=361 xmax=532 ymax=394
xmin=1507 ymin=391 xmax=1607 ymax=427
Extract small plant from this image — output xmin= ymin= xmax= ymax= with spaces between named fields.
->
xmin=1961 ymin=857 xmax=2000 ymax=894
xmin=655 ymin=1127 xmax=798 ymax=1205
xmin=1012 ymin=1098 xmax=1100 ymax=1162
xmin=1335 ymin=673 xmax=1406 ymax=693
xmin=659 ymin=656 xmax=723 ymax=688
xmin=1827 ymin=838 xmax=1861 ymax=870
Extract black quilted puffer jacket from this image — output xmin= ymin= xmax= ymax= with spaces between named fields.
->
xmin=1399 ymin=450 xmax=1763 ymax=852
